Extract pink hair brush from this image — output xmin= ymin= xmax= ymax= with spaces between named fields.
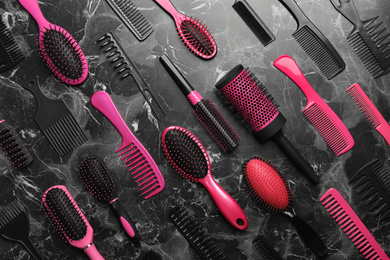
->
xmin=320 ymin=188 xmax=389 ymax=260
xmin=242 ymin=156 xmax=328 ymax=256
xmin=18 ymin=0 xmax=88 ymax=85
xmin=154 ymin=0 xmax=217 ymax=59
xmin=42 ymin=185 xmax=105 ymax=260
xmin=161 ymin=126 xmax=248 ymax=230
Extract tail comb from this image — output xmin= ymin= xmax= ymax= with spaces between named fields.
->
xmin=0 ymin=19 xmax=24 ymax=73
xmin=320 ymin=188 xmax=389 ymax=260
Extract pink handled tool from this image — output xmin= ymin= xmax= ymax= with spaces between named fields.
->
xmin=42 ymin=185 xmax=105 ymax=260
xmin=320 ymin=188 xmax=389 ymax=260
xmin=161 ymin=126 xmax=248 ymax=230
xmin=91 ymin=91 xmax=165 ymax=199
xmin=274 ymin=55 xmax=354 ymax=156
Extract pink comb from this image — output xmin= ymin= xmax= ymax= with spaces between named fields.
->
xmin=346 ymin=83 xmax=390 ymax=147
xmin=320 ymin=188 xmax=389 ymax=260
xmin=91 ymin=91 xmax=165 ymax=199
xmin=42 ymin=185 xmax=105 ymax=260
xmin=274 ymin=55 xmax=354 ymax=156
xmin=18 ymin=0 xmax=88 ymax=85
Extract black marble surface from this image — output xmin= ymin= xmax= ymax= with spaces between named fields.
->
xmin=1 ymin=0 xmax=390 ymax=259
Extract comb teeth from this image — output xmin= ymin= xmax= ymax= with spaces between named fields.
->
xmin=293 ymin=26 xmax=345 ymax=80
xmin=320 ymin=188 xmax=389 ymax=260
xmin=303 ymin=103 xmax=349 ymax=156
xmin=0 ymin=200 xmax=25 ymax=229
xmin=105 ymin=0 xmax=153 ymax=41
xmin=169 ymin=205 xmax=226 ymax=260
xmin=43 ymin=114 xmax=88 ymax=157
xmin=0 ymin=19 xmax=24 ymax=72
xmin=253 ymin=235 xmax=283 ymax=260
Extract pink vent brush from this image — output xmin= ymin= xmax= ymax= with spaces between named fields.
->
xmin=274 ymin=55 xmax=354 ymax=156
xmin=154 ymin=0 xmax=217 ymax=59
xmin=42 ymin=185 xmax=105 ymax=260
xmin=346 ymin=83 xmax=390 ymax=147
xmin=320 ymin=188 xmax=389 ymax=260
xmin=18 ymin=0 xmax=88 ymax=85
xmin=162 ymin=126 xmax=248 ymax=230
xmin=91 ymin=91 xmax=165 ymax=199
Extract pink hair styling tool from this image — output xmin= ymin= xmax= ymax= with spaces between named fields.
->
xmin=346 ymin=83 xmax=390 ymax=147
xmin=153 ymin=0 xmax=217 ymax=59
xmin=91 ymin=91 xmax=165 ymax=199
xmin=161 ymin=126 xmax=248 ymax=230
xmin=160 ymin=54 xmax=240 ymax=152
xmin=215 ymin=65 xmax=319 ymax=184
xmin=18 ymin=0 xmax=88 ymax=85
xmin=320 ymin=188 xmax=389 ymax=260
xmin=274 ymin=55 xmax=354 ymax=156
xmin=42 ymin=185 xmax=105 ymax=260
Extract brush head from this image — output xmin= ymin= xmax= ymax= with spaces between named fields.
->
xmin=242 ymin=156 xmax=291 ymax=213
xmin=161 ymin=126 xmax=210 ymax=182
xmin=78 ymin=157 xmax=116 ymax=202
xmin=0 ymin=120 xmax=33 ymax=169
xmin=0 ymin=19 xmax=24 ymax=73
xmin=253 ymin=235 xmax=283 ymax=260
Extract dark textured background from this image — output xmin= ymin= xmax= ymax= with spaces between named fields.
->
xmin=0 ymin=0 xmax=390 ymax=259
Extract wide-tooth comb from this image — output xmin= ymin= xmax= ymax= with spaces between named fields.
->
xmin=346 ymin=83 xmax=390 ymax=147
xmin=104 ymin=0 xmax=154 ymax=41
xmin=253 ymin=235 xmax=283 ymax=260
xmin=278 ymin=0 xmax=345 ymax=80
xmin=96 ymin=32 xmax=166 ymax=120
xmin=0 ymin=19 xmax=24 ymax=73
xmin=349 ymin=159 xmax=390 ymax=222
xmin=169 ymin=204 xmax=226 ymax=260
xmin=274 ymin=55 xmax=354 ymax=156
xmin=320 ymin=188 xmax=389 ymax=260
xmin=0 ymin=119 xmax=33 ymax=169
xmin=91 ymin=91 xmax=165 ymax=199
xmin=330 ymin=0 xmax=390 ymax=78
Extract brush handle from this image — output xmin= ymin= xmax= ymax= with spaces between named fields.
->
xmin=278 ymin=0 xmax=310 ymax=29
xmin=272 ymin=130 xmax=319 ymax=184
xmin=84 ymin=243 xmax=105 ymax=260
xmin=154 ymin=0 xmax=183 ymax=22
xmin=1 ymin=233 xmax=43 ymax=260
xmin=18 ymin=0 xmax=51 ymax=29
xmin=110 ymin=199 xmax=140 ymax=240
xmin=198 ymin=174 xmax=248 ymax=230
xmin=20 ymin=237 xmax=43 ymax=260
xmin=329 ymin=0 xmax=362 ymax=32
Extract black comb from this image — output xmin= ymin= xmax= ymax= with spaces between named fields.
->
xmin=96 ymin=32 xmax=166 ymax=120
xmin=0 ymin=119 xmax=33 ymax=169
xmin=169 ymin=204 xmax=226 ymax=260
xmin=0 ymin=200 xmax=43 ymax=260
xmin=253 ymin=235 xmax=283 ymax=260
xmin=278 ymin=0 xmax=345 ymax=79
xmin=330 ymin=0 xmax=390 ymax=78
xmin=349 ymin=159 xmax=390 ymax=222
xmin=105 ymin=0 xmax=154 ymax=41
xmin=0 ymin=18 xmax=24 ymax=73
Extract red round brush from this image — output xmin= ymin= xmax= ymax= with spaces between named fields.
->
xmin=242 ymin=156 xmax=328 ymax=256
xmin=161 ymin=126 xmax=248 ymax=230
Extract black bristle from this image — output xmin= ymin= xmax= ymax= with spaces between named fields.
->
xmin=169 ymin=205 xmax=226 ymax=260
xmin=246 ymin=68 xmax=280 ymax=109
xmin=0 ymin=19 xmax=24 ymax=72
xmin=253 ymin=235 xmax=283 ymax=260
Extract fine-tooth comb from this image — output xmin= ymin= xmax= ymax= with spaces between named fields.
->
xmin=330 ymin=0 xmax=390 ymax=78
xmin=349 ymin=159 xmax=390 ymax=223
xmin=346 ymin=83 xmax=390 ymax=147
xmin=104 ymin=0 xmax=154 ymax=41
xmin=96 ymin=32 xmax=166 ymax=120
xmin=0 ymin=18 xmax=24 ymax=73
xmin=20 ymin=79 xmax=88 ymax=157
xmin=274 ymin=55 xmax=354 ymax=156
xmin=278 ymin=0 xmax=345 ymax=79
xmin=320 ymin=188 xmax=389 ymax=260
xmin=91 ymin=91 xmax=165 ymax=199
xmin=169 ymin=204 xmax=226 ymax=260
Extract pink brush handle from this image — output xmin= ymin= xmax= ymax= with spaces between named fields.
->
xmin=198 ymin=174 xmax=248 ymax=230
xmin=154 ymin=0 xmax=183 ymax=23
xmin=18 ymin=0 xmax=51 ymax=29
xmin=84 ymin=244 xmax=105 ymax=260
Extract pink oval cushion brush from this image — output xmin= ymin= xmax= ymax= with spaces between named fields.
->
xmin=154 ymin=0 xmax=217 ymax=59
xmin=18 ymin=0 xmax=88 ymax=85
xmin=162 ymin=126 xmax=248 ymax=230
xmin=242 ymin=156 xmax=328 ymax=256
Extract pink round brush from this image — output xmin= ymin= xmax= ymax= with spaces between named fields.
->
xmin=42 ymin=185 xmax=105 ymax=260
xmin=18 ymin=0 xmax=88 ymax=85
xmin=161 ymin=126 xmax=248 ymax=230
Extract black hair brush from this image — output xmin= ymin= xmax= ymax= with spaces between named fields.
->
xmin=253 ymin=235 xmax=283 ymax=260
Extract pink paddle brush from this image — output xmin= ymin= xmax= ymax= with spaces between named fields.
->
xmin=154 ymin=0 xmax=217 ymax=59
xmin=242 ymin=156 xmax=328 ymax=256
xmin=161 ymin=126 xmax=248 ymax=230
xmin=18 ymin=0 xmax=88 ymax=85
xmin=42 ymin=185 xmax=104 ymax=260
